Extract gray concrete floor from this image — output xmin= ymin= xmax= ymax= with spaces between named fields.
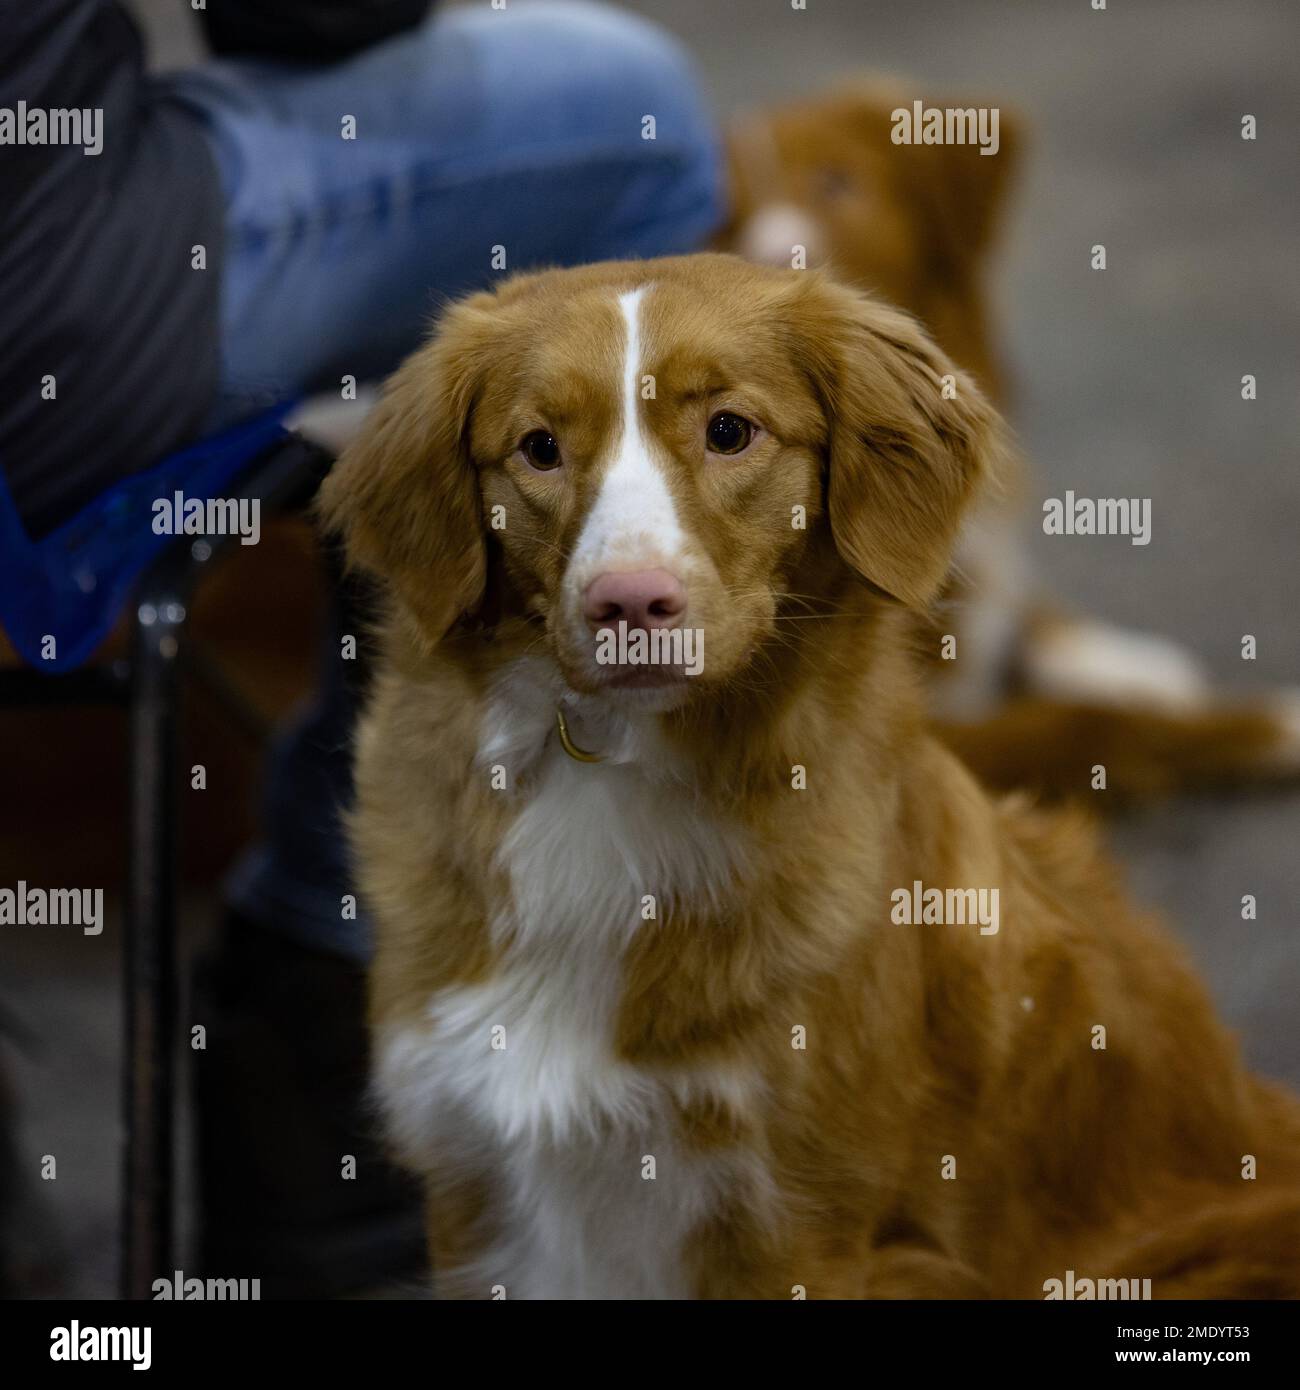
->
xmin=4 ymin=0 xmax=1297 ymax=1298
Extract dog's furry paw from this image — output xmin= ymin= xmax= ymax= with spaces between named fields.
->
xmin=1019 ymin=616 xmax=1210 ymax=712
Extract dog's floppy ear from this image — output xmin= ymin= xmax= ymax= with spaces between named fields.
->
xmin=798 ymin=277 xmax=1012 ymax=607
xmin=894 ymin=101 xmax=1022 ymax=267
xmin=316 ymin=295 xmax=499 ymax=645
xmin=837 ymin=81 xmax=1022 ymax=265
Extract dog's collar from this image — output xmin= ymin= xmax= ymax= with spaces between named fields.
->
xmin=555 ymin=707 xmax=606 ymax=764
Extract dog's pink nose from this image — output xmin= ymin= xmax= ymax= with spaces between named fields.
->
xmin=583 ymin=569 xmax=686 ymax=630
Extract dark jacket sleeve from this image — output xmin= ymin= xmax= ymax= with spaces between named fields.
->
xmin=200 ymin=0 xmax=435 ymax=60
xmin=0 ymin=0 xmax=225 ymax=536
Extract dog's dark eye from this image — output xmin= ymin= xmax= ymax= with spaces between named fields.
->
xmin=706 ymin=412 xmax=753 ymax=456
xmin=520 ymin=430 xmax=561 ymax=471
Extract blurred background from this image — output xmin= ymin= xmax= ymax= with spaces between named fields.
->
xmin=2 ymin=0 xmax=1297 ymax=1296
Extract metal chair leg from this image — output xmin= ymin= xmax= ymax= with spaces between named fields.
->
xmin=120 ymin=594 xmax=185 ymax=1299
xmin=112 ymin=434 xmax=331 ymax=1299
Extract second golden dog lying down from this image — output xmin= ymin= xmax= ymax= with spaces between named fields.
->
xmin=724 ymin=81 xmax=1300 ymax=804
xmin=319 ymin=254 xmax=1300 ymax=1299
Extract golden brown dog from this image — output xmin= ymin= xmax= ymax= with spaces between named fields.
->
xmin=320 ymin=254 xmax=1300 ymax=1299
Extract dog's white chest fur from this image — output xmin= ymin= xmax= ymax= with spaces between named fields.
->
xmin=376 ymin=668 xmax=753 ymax=1298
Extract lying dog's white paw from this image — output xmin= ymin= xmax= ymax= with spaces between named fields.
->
xmin=1020 ymin=617 xmax=1211 ymax=711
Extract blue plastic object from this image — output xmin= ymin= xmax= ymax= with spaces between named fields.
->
xmin=0 ymin=406 xmax=294 ymax=673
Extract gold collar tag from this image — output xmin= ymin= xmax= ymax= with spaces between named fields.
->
xmin=555 ymin=707 xmax=606 ymax=764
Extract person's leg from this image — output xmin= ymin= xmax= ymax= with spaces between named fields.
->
xmin=164 ymin=0 xmax=724 ymax=423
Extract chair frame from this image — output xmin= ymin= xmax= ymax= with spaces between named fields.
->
xmin=0 ymin=432 xmax=331 ymax=1299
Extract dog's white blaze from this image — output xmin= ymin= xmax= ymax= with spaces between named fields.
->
xmin=372 ymin=658 xmax=759 ymax=1299
xmin=735 ymin=202 xmax=825 ymax=268
xmin=567 ymin=287 xmax=687 ymax=587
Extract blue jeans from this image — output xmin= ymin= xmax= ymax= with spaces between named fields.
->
xmin=164 ymin=0 xmax=724 ymax=958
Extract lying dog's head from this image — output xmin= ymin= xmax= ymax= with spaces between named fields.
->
xmin=319 ymin=255 xmax=1009 ymax=710
xmin=723 ymin=81 xmax=1021 ymax=398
